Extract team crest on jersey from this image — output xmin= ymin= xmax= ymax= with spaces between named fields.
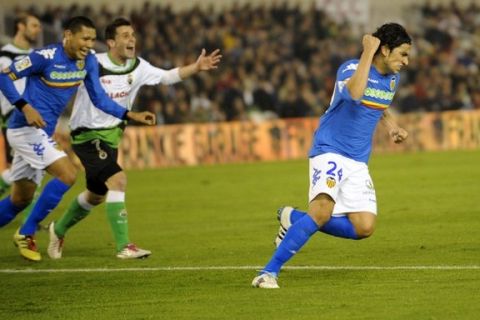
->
xmin=14 ymin=57 xmax=32 ymax=72
xmin=390 ymin=77 xmax=396 ymax=91
xmin=326 ymin=177 xmax=336 ymax=188
xmin=127 ymin=73 xmax=133 ymax=85
xmin=76 ymin=60 xmax=85 ymax=70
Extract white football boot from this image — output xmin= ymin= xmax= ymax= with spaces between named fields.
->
xmin=251 ymin=272 xmax=280 ymax=289
xmin=274 ymin=206 xmax=295 ymax=247
xmin=116 ymin=244 xmax=152 ymax=259
xmin=47 ymin=222 xmax=64 ymax=259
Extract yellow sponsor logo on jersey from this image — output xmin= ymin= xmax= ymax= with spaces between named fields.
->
xmin=364 ymin=87 xmax=395 ymax=101
xmin=50 ymin=70 xmax=87 ymax=80
xmin=41 ymin=77 xmax=82 ymax=88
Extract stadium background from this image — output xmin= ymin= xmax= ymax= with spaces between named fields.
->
xmin=0 ymin=1 xmax=479 ymax=319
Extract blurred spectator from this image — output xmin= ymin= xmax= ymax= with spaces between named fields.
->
xmin=398 ymin=1 xmax=480 ymax=112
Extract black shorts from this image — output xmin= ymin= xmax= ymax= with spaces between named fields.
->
xmin=72 ymin=139 xmax=123 ymax=196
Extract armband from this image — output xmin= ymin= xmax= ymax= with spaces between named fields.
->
xmin=14 ymin=99 xmax=28 ymax=110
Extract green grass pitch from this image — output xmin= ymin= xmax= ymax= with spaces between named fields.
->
xmin=0 ymin=150 xmax=479 ymax=319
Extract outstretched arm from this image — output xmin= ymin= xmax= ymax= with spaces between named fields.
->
xmin=346 ymin=35 xmax=380 ymax=100
xmin=178 ymin=49 xmax=222 ymax=79
xmin=382 ymin=109 xmax=408 ymax=144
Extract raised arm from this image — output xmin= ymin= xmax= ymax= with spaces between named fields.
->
xmin=346 ymin=35 xmax=380 ymax=100
xmin=140 ymin=49 xmax=222 ymax=87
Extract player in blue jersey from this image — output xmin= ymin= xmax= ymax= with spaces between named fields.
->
xmin=0 ymin=13 xmax=42 ymax=198
xmin=0 ymin=16 xmax=156 ymax=261
xmin=252 ymin=23 xmax=411 ymax=288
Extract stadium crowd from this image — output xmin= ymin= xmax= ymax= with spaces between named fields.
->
xmin=5 ymin=1 xmax=480 ymax=124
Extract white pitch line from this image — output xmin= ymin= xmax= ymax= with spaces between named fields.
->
xmin=0 ymin=265 xmax=479 ymax=273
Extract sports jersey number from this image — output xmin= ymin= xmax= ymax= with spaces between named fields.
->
xmin=91 ymin=139 xmax=108 ymax=160
xmin=326 ymin=161 xmax=343 ymax=182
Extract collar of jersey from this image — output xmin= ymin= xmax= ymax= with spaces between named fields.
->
xmin=107 ymin=52 xmax=136 ymax=72
xmin=371 ymin=63 xmax=396 ymax=78
xmin=9 ymin=42 xmax=31 ymax=53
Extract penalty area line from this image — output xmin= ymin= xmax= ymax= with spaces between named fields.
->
xmin=0 ymin=265 xmax=479 ymax=273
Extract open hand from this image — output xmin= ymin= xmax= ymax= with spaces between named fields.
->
xmin=195 ymin=49 xmax=222 ymax=71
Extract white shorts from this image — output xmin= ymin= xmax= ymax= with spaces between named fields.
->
xmin=6 ymin=127 xmax=67 ymax=185
xmin=308 ymin=153 xmax=377 ymax=216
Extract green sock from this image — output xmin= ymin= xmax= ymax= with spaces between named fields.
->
xmin=55 ymin=197 xmax=91 ymax=238
xmin=106 ymin=202 xmax=129 ymax=252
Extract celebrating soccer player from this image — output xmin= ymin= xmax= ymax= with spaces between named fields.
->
xmin=0 ymin=16 xmax=156 ymax=261
xmin=46 ymin=18 xmax=221 ymax=260
xmin=252 ymin=23 xmax=411 ymax=288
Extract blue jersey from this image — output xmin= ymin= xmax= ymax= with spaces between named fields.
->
xmin=0 ymin=43 xmax=127 ymax=136
xmin=309 ymin=59 xmax=400 ymax=163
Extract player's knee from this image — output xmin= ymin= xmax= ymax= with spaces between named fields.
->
xmin=87 ymin=196 xmax=104 ymax=206
xmin=55 ymin=164 xmax=78 ymax=186
xmin=355 ymin=223 xmax=375 ymax=239
xmin=59 ymin=171 xmax=77 ymax=186
xmin=85 ymin=192 xmax=105 ymax=206
xmin=10 ymin=194 xmax=33 ymax=208
xmin=308 ymin=193 xmax=335 ymax=225
xmin=106 ymin=171 xmax=127 ymax=191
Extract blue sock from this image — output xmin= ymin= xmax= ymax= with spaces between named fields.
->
xmin=19 ymin=178 xmax=71 ymax=235
xmin=290 ymin=209 xmax=305 ymax=224
xmin=320 ymin=216 xmax=358 ymax=239
xmin=289 ymin=209 xmax=358 ymax=240
xmin=0 ymin=196 xmax=26 ymax=227
xmin=263 ymin=214 xmax=319 ymax=275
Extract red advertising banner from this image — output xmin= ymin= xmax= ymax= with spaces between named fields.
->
xmin=1 ymin=110 xmax=479 ymax=170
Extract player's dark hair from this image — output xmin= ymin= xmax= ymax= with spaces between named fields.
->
xmin=373 ymin=23 xmax=411 ymax=54
xmin=14 ymin=12 xmax=38 ymax=34
xmin=63 ymin=16 xmax=95 ymax=33
xmin=105 ymin=18 xmax=132 ymax=40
